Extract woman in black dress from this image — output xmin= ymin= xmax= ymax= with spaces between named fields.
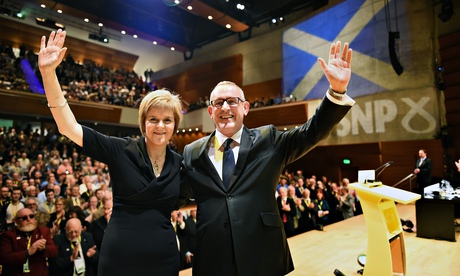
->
xmin=39 ymin=29 xmax=186 ymax=275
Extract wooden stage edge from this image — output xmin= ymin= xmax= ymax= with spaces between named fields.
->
xmin=179 ymin=203 xmax=460 ymax=275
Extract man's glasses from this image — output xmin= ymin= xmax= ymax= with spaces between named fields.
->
xmin=210 ymin=97 xmax=244 ymax=108
xmin=16 ymin=214 xmax=35 ymax=221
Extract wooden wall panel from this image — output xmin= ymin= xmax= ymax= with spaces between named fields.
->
xmin=244 ymin=102 xmax=308 ymax=129
xmin=0 ymin=17 xmax=138 ymax=70
xmin=158 ymin=55 xmax=243 ymax=106
xmin=0 ymin=90 xmax=121 ymax=124
xmin=243 ymin=78 xmax=282 ymax=102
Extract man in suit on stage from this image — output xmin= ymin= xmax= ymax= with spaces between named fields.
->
xmin=414 ymin=149 xmax=432 ymax=195
xmin=49 ymin=218 xmax=98 ymax=276
xmin=0 ymin=207 xmax=58 ymax=275
xmin=182 ymin=41 xmax=354 ymax=275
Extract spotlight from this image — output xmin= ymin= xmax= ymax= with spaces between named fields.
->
xmin=35 ymin=17 xmax=65 ymax=30
xmin=88 ymin=33 xmax=109 ymax=43
xmin=438 ymin=0 xmax=454 ymax=22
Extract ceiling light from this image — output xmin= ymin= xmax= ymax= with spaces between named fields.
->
xmin=57 ymin=9 xmax=62 ymax=14
xmin=226 ymin=24 xmax=231 ymax=29
xmin=133 ymin=34 xmax=138 ymax=38
xmin=236 ymin=4 xmax=245 ymax=10
xmin=121 ymin=30 xmax=126 ymax=34
xmin=40 ymin=4 xmax=46 ymax=8
xmin=271 ymin=18 xmax=277 ymax=24
xmin=171 ymin=47 xmax=175 ymax=51
xmin=98 ymin=23 xmax=103 ymax=27
xmin=153 ymin=41 xmax=157 ymax=45
xmin=208 ymin=15 xmax=213 ymax=20
xmin=84 ymin=18 xmax=89 ymax=22
xmin=187 ymin=6 xmax=193 ymax=10
xmin=162 ymin=0 xmax=183 ymax=6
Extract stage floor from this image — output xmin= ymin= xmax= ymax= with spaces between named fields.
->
xmin=179 ymin=203 xmax=459 ymax=275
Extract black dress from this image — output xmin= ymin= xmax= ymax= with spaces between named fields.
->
xmin=80 ymin=126 xmax=182 ymax=275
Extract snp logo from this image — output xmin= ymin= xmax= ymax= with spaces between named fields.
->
xmin=337 ymin=97 xmax=437 ymax=137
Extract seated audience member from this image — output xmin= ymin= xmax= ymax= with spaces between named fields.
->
xmin=277 ymin=187 xmax=297 ymax=237
xmin=314 ymin=189 xmax=330 ymax=229
xmin=0 ymin=187 xmax=24 ymax=231
xmin=47 ymin=197 xmax=69 ymax=237
xmin=0 ymin=208 xmax=58 ymax=275
xmin=91 ymin=198 xmax=112 ymax=250
xmin=49 ymin=218 xmax=99 ymax=276
xmin=339 ymin=186 xmax=355 ymax=220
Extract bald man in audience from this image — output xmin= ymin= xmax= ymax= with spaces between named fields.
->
xmin=50 ymin=218 xmax=99 ymax=276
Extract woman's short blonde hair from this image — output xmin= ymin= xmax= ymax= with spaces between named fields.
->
xmin=138 ymin=89 xmax=183 ymax=135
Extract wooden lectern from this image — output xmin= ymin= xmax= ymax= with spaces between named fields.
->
xmin=350 ymin=174 xmax=420 ymax=276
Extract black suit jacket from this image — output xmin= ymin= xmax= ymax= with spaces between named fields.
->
xmin=415 ymin=157 xmax=432 ymax=190
xmin=49 ymin=232 xmax=99 ymax=276
xmin=182 ymin=96 xmax=352 ymax=276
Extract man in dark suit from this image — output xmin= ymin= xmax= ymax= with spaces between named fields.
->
xmin=182 ymin=41 xmax=354 ymax=275
xmin=414 ymin=148 xmax=432 ymax=195
xmin=0 ymin=207 xmax=58 ymax=275
xmin=49 ymin=218 xmax=99 ymax=276
xmin=91 ymin=198 xmax=112 ymax=250
xmin=182 ymin=209 xmax=197 ymax=269
xmin=277 ymin=187 xmax=297 ymax=237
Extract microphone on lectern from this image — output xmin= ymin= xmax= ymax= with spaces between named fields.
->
xmin=375 ymin=161 xmax=394 ymax=179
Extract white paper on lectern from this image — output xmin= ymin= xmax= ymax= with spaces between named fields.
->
xmin=358 ymin=170 xmax=375 ymax=183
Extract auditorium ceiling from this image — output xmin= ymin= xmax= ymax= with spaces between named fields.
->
xmin=11 ymin=0 xmax=328 ymax=53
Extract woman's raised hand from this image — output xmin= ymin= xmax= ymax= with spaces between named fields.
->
xmin=38 ymin=29 xmax=67 ymax=73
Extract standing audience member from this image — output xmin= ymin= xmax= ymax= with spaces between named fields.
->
xmin=91 ymin=198 xmax=112 ymax=250
xmin=298 ymin=189 xmax=316 ymax=233
xmin=49 ymin=218 xmax=99 ymax=276
xmin=39 ymin=29 xmax=187 ymax=275
xmin=182 ymin=209 xmax=197 ymax=269
xmin=67 ymin=184 xmax=83 ymax=209
xmin=0 ymin=186 xmax=10 ymax=208
xmin=277 ymin=187 xmax=297 ymax=237
xmin=182 ymin=40 xmax=353 ymax=275
xmin=314 ymin=189 xmax=330 ymax=230
xmin=47 ymin=197 xmax=69 ymax=237
xmin=0 ymin=208 xmax=58 ymax=275
xmin=0 ymin=187 xmax=24 ymax=231
xmin=38 ymin=188 xmax=55 ymax=214
xmin=339 ymin=186 xmax=355 ymax=219
xmin=414 ymin=149 xmax=432 ymax=195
